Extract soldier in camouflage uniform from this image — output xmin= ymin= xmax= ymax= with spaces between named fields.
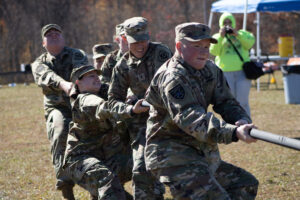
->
xmin=63 ymin=65 xmax=134 ymax=200
xmin=31 ymin=24 xmax=88 ymax=200
xmin=108 ymin=17 xmax=172 ymax=199
xmin=92 ymin=43 xmax=113 ymax=71
xmin=100 ymin=23 xmax=129 ymax=84
xmin=144 ymin=22 xmax=259 ymax=200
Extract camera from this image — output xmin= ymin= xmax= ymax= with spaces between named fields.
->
xmin=225 ymin=26 xmax=233 ymax=34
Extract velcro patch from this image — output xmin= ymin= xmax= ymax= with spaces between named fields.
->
xmin=158 ymin=50 xmax=169 ymax=62
xmin=169 ymin=84 xmax=185 ymax=99
xmin=74 ymin=52 xmax=84 ymax=60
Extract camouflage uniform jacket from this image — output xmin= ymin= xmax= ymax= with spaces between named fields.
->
xmin=100 ymin=49 xmax=123 ymax=84
xmin=144 ymin=56 xmax=251 ymax=173
xmin=64 ymin=84 xmax=125 ymax=166
xmin=31 ymin=47 xmax=88 ymax=117
xmin=108 ymin=42 xmax=172 ymax=122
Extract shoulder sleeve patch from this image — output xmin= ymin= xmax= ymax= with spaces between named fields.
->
xmin=74 ymin=51 xmax=84 ymax=60
xmin=158 ymin=50 xmax=170 ymax=63
xmin=169 ymin=84 xmax=185 ymax=99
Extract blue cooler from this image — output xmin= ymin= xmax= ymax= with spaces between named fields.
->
xmin=281 ymin=65 xmax=300 ymax=104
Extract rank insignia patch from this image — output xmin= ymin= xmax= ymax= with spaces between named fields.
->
xmin=169 ymin=84 xmax=185 ymax=99
xmin=158 ymin=50 xmax=169 ymax=62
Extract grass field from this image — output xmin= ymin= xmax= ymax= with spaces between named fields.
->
xmin=0 ymin=71 xmax=299 ymax=199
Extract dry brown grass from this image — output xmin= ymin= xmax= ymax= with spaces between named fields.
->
xmin=0 ymin=71 xmax=299 ymax=199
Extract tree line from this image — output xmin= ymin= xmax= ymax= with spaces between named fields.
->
xmin=1 ymin=0 xmax=299 ymax=73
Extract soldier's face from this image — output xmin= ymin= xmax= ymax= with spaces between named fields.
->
xmin=178 ymin=39 xmax=210 ymax=70
xmin=77 ymin=71 xmax=101 ymax=94
xmin=43 ymin=29 xmax=65 ymax=50
xmin=129 ymin=40 xmax=149 ymax=58
xmin=94 ymin=57 xmax=105 ymax=70
xmin=223 ymin=18 xmax=232 ymax=28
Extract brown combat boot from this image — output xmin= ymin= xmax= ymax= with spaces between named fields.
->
xmin=125 ymin=191 xmax=133 ymax=200
xmin=60 ymin=184 xmax=75 ymax=200
xmin=90 ymin=194 xmax=97 ymax=200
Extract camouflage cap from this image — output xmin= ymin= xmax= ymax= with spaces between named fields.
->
xmin=115 ymin=23 xmax=125 ymax=36
xmin=71 ymin=65 xmax=98 ymax=83
xmin=92 ymin=43 xmax=113 ymax=59
xmin=175 ymin=22 xmax=217 ymax=43
xmin=124 ymin=17 xmax=149 ymax=43
xmin=41 ymin=24 xmax=62 ymax=38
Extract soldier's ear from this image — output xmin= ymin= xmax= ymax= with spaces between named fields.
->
xmin=176 ymin=41 xmax=182 ymax=53
xmin=42 ymin=38 xmax=46 ymax=48
xmin=114 ymin=36 xmax=120 ymax=43
xmin=75 ymin=80 xmax=80 ymax=87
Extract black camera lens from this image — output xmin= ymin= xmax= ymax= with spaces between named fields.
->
xmin=225 ymin=26 xmax=233 ymax=34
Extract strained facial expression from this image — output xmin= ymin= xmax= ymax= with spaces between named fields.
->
xmin=77 ymin=71 xmax=101 ymax=93
xmin=43 ymin=29 xmax=64 ymax=49
xmin=94 ymin=57 xmax=105 ymax=70
xmin=179 ymin=39 xmax=211 ymax=70
xmin=129 ymin=40 xmax=149 ymax=58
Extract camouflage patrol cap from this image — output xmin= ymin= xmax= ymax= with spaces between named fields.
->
xmin=41 ymin=24 xmax=62 ymax=38
xmin=92 ymin=43 xmax=113 ymax=59
xmin=115 ymin=23 xmax=125 ymax=36
xmin=175 ymin=22 xmax=217 ymax=43
xmin=124 ymin=17 xmax=149 ymax=43
xmin=71 ymin=65 xmax=99 ymax=83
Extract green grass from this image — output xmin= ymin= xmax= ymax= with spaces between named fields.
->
xmin=0 ymin=71 xmax=299 ymax=199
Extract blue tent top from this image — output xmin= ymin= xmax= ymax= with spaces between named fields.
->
xmin=211 ymin=0 xmax=300 ymax=13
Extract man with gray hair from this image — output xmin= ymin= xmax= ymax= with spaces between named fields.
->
xmin=31 ymin=24 xmax=88 ymax=200
xmin=144 ymin=22 xmax=259 ymax=199
xmin=108 ymin=16 xmax=172 ymax=199
xmin=100 ymin=23 xmax=129 ymax=84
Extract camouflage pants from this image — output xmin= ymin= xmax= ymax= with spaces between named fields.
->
xmin=65 ymin=153 xmax=132 ymax=199
xmin=130 ymin=124 xmax=165 ymax=200
xmin=151 ymin=161 xmax=259 ymax=200
xmin=46 ymin=109 xmax=74 ymax=189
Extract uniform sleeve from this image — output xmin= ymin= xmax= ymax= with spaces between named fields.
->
xmin=108 ymin=61 xmax=134 ymax=118
xmin=237 ymin=30 xmax=255 ymax=50
xmin=31 ymin=59 xmax=65 ymax=90
xmin=100 ymin=54 xmax=114 ymax=84
xmin=209 ymin=33 xmax=224 ymax=56
xmin=77 ymin=94 xmax=106 ymax=121
xmin=211 ymin=67 xmax=252 ymax=123
xmin=160 ymin=74 xmax=236 ymax=144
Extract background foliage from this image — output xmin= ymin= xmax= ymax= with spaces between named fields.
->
xmin=1 ymin=0 xmax=300 ymax=72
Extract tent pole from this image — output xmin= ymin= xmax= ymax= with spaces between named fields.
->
xmin=256 ymin=12 xmax=261 ymax=60
xmin=256 ymin=12 xmax=261 ymax=92
xmin=203 ymin=0 xmax=207 ymax=24
xmin=208 ymin=12 xmax=213 ymax=28
xmin=243 ymin=0 xmax=248 ymax=30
